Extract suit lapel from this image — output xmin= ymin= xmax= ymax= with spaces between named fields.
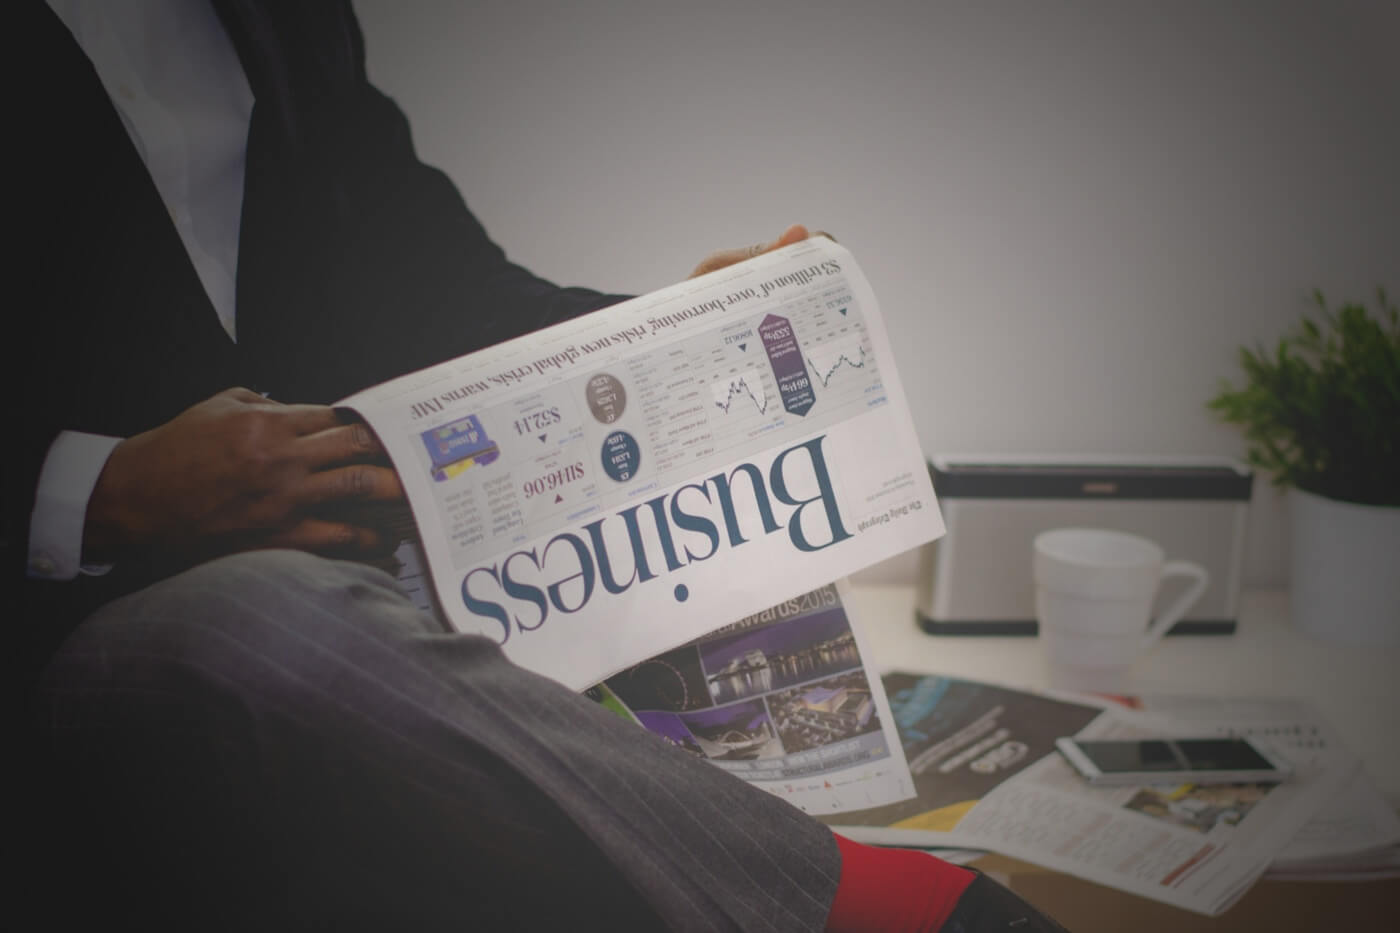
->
xmin=208 ymin=0 xmax=365 ymax=400
xmin=208 ymin=0 xmax=308 ymax=383
xmin=211 ymin=0 xmax=298 ymax=141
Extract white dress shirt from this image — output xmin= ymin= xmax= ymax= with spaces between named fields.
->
xmin=30 ymin=0 xmax=253 ymax=580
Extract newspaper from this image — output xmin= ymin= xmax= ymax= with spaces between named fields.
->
xmin=1268 ymin=774 xmax=1400 ymax=879
xmin=1116 ymin=694 xmax=1400 ymax=881
xmin=584 ymin=580 xmax=917 ymax=814
xmin=341 ymin=237 xmax=939 ymax=686
xmin=338 ymin=239 xmax=941 ymax=813
xmin=827 ymin=673 xmax=1358 ymax=916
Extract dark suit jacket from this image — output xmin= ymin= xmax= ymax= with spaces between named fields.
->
xmin=13 ymin=1 xmax=625 ymax=689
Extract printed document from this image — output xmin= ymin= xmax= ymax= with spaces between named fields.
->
xmin=585 ymin=581 xmax=917 ymax=815
xmin=340 ymin=238 xmax=941 ymax=813
xmin=828 ymin=674 xmax=1359 ymax=915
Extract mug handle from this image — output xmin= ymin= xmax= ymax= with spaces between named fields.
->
xmin=1142 ymin=561 xmax=1210 ymax=648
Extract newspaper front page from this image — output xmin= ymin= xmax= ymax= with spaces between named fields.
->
xmin=341 ymin=237 xmax=940 ymax=686
xmin=828 ymin=673 xmax=1357 ymax=915
xmin=339 ymin=239 xmax=939 ymax=812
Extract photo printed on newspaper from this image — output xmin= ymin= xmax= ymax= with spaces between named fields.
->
xmin=585 ymin=581 xmax=917 ymax=815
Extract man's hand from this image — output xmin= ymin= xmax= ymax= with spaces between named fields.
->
xmin=84 ymin=387 xmax=405 ymax=568
xmin=688 ymin=224 xmax=832 ymax=279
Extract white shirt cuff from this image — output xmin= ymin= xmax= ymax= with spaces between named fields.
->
xmin=28 ymin=431 xmax=124 ymax=580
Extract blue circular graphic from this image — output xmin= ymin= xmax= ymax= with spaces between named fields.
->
xmin=673 ymin=584 xmax=689 ymax=602
xmin=601 ymin=430 xmax=640 ymax=482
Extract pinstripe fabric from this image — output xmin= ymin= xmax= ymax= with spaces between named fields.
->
xmin=34 ymin=550 xmax=841 ymax=930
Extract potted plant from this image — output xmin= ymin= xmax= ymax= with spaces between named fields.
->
xmin=1208 ymin=287 xmax=1399 ymax=646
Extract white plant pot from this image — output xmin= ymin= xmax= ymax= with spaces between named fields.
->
xmin=1289 ymin=488 xmax=1400 ymax=646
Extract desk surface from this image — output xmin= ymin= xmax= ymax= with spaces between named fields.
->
xmin=846 ymin=585 xmax=1400 ymax=808
xmin=845 ymin=584 xmax=1400 ymax=931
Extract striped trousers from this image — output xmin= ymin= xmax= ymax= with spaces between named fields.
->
xmin=32 ymin=549 xmax=840 ymax=931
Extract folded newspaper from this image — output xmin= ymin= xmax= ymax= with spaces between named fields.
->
xmin=339 ymin=237 xmax=942 ymax=813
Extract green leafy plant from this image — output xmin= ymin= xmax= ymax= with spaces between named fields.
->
xmin=1208 ymin=288 xmax=1399 ymax=507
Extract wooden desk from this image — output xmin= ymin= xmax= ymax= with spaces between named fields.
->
xmin=845 ymin=584 xmax=1400 ymax=930
xmin=969 ymin=854 xmax=1400 ymax=933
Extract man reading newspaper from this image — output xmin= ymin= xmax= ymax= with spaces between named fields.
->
xmin=18 ymin=3 xmax=1069 ymax=930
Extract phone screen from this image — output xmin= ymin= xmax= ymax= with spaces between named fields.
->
xmin=1075 ymin=738 xmax=1274 ymax=774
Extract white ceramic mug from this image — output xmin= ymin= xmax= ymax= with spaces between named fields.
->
xmin=1033 ymin=528 xmax=1210 ymax=693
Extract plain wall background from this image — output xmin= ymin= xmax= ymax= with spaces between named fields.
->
xmin=354 ymin=0 xmax=1398 ymax=587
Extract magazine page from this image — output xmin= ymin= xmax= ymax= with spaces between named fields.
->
xmin=584 ymin=580 xmax=916 ymax=815
xmin=340 ymin=238 xmax=942 ymax=690
xmin=828 ymin=673 xmax=1357 ymax=916
xmin=823 ymin=673 xmax=1104 ymax=844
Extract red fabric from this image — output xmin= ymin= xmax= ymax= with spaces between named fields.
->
xmin=825 ymin=833 xmax=976 ymax=933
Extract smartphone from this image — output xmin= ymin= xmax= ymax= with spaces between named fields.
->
xmin=1054 ymin=736 xmax=1293 ymax=786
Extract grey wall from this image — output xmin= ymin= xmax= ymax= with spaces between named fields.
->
xmin=354 ymin=0 xmax=1398 ymax=586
